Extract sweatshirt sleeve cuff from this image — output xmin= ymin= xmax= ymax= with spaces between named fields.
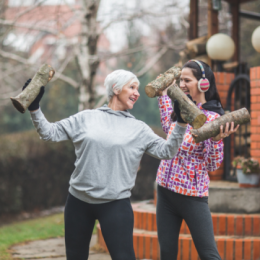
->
xmin=30 ymin=107 xmax=43 ymax=120
xmin=174 ymin=122 xmax=187 ymax=134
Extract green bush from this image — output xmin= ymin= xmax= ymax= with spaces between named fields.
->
xmin=0 ymin=130 xmax=75 ymax=214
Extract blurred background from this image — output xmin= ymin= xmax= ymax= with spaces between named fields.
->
xmin=0 ymin=0 xmax=260 ymax=217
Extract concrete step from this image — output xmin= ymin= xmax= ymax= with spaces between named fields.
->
xmin=97 ymin=224 xmax=260 ymax=260
xmin=154 ymin=181 xmax=260 ymax=213
xmin=132 ymin=200 xmax=260 ymax=237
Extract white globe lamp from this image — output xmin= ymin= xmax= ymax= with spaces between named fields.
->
xmin=206 ymin=33 xmax=235 ymax=61
xmin=252 ymin=26 xmax=260 ymax=53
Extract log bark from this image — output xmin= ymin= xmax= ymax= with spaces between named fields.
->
xmin=167 ymin=84 xmax=207 ymax=129
xmin=145 ymin=66 xmax=181 ymax=98
xmin=10 ymin=64 xmax=55 ymax=113
xmin=190 ymin=108 xmax=251 ymax=143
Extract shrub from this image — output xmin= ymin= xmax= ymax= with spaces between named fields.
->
xmin=232 ymin=156 xmax=260 ymax=175
xmin=0 ymin=130 xmax=75 ymax=214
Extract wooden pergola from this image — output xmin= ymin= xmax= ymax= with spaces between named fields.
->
xmin=189 ymin=0 xmax=258 ymax=64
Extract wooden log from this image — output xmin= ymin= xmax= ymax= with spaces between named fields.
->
xmin=145 ymin=66 xmax=181 ymax=98
xmin=167 ymin=84 xmax=207 ymax=129
xmin=10 ymin=64 xmax=55 ymax=113
xmin=190 ymin=108 xmax=250 ymax=143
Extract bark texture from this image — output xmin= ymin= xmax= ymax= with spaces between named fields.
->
xmin=10 ymin=64 xmax=55 ymax=113
xmin=145 ymin=66 xmax=181 ymax=98
xmin=191 ymin=108 xmax=251 ymax=143
xmin=76 ymin=0 xmax=100 ymax=111
xmin=167 ymin=84 xmax=207 ymax=129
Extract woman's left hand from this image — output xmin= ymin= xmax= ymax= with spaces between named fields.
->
xmin=211 ymin=122 xmax=240 ymax=142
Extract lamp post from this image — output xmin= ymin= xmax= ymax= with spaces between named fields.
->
xmin=252 ymin=26 xmax=260 ymax=53
xmin=206 ymin=33 xmax=235 ymax=71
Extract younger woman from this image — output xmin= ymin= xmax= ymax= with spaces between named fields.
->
xmin=156 ymin=60 xmax=239 ymax=260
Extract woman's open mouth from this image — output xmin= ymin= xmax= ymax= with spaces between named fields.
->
xmin=129 ymin=97 xmax=136 ymax=103
xmin=180 ymin=88 xmax=189 ymax=94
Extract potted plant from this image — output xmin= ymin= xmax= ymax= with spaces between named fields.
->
xmin=232 ymin=156 xmax=260 ymax=187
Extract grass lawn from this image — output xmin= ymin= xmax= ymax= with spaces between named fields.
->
xmin=0 ymin=213 xmax=65 ymax=260
xmin=0 ymin=213 xmax=98 ymax=260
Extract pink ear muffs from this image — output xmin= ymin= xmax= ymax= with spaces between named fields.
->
xmin=198 ymin=78 xmax=210 ymax=92
xmin=189 ymin=60 xmax=210 ymax=93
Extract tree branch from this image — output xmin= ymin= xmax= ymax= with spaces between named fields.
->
xmin=100 ymin=9 xmax=182 ymax=34
xmin=0 ymin=49 xmax=79 ymax=89
xmin=135 ymin=46 xmax=168 ymax=77
xmin=0 ymin=19 xmax=59 ymax=35
xmin=94 ymin=95 xmax=107 ymax=108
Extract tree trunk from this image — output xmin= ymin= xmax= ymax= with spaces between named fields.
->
xmin=167 ymin=84 xmax=207 ymax=129
xmin=10 ymin=64 xmax=55 ymax=113
xmin=145 ymin=66 xmax=181 ymax=98
xmin=191 ymin=108 xmax=251 ymax=143
xmin=77 ymin=0 xmax=100 ymax=111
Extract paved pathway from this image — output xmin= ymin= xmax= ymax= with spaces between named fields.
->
xmin=11 ymin=234 xmax=111 ymax=260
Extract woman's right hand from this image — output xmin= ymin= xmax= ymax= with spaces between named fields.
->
xmin=22 ymin=79 xmax=45 ymax=112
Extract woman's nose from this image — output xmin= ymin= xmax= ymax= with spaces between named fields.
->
xmin=135 ymin=90 xmax=140 ymax=97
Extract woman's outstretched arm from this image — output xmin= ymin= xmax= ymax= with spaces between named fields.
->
xmin=144 ymin=122 xmax=186 ymax=160
xmin=30 ymin=108 xmax=81 ymax=142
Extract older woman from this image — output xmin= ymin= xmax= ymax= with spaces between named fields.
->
xmin=23 ymin=69 xmax=187 ymax=260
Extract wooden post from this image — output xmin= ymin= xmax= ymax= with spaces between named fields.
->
xmin=189 ymin=0 xmax=199 ymax=40
xmin=208 ymin=0 xmax=219 ymax=67
xmin=208 ymin=0 xmax=219 ymax=36
xmin=230 ymin=3 xmax=239 ymax=62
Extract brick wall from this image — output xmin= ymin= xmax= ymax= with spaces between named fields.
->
xmin=250 ymin=66 xmax=260 ymax=162
xmin=208 ymin=72 xmax=235 ymax=180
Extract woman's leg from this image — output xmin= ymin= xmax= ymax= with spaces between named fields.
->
xmin=156 ymin=185 xmax=183 ymax=260
xmin=97 ymin=198 xmax=136 ymax=260
xmin=183 ymin=197 xmax=221 ymax=260
xmin=64 ymin=193 xmax=96 ymax=260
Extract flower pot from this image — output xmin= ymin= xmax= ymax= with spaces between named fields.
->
xmin=236 ymin=168 xmax=260 ymax=188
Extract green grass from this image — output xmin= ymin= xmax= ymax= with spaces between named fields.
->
xmin=0 ymin=213 xmax=65 ymax=260
xmin=0 ymin=213 xmax=98 ymax=260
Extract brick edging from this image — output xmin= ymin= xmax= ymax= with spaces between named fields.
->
xmin=97 ymin=224 xmax=260 ymax=260
xmin=133 ymin=201 xmax=260 ymax=236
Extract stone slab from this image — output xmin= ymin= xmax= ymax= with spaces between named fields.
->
xmin=11 ymin=234 xmax=111 ymax=260
xmin=208 ymin=181 xmax=260 ymax=213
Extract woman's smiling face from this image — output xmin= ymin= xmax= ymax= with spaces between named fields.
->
xmin=179 ymin=68 xmax=199 ymax=97
xmin=116 ymin=80 xmax=140 ymax=110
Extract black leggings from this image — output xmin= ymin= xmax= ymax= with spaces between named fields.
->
xmin=64 ymin=193 xmax=136 ymax=260
xmin=156 ymin=185 xmax=221 ymax=260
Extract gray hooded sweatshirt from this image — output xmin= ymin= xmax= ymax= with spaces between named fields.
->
xmin=30 ymin=105 xmax=186 ymax=203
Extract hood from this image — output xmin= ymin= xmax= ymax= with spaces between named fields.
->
xmin=96 ymin=104 xmax=135 ymax=119
xmin=201 ymin=100 xmax=225 ymax=116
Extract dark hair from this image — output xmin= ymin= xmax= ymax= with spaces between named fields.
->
xmin=171 ymin=60 xmax=222 ymax=121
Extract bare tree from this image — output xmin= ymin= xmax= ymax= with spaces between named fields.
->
xmin=0 ymin=0 xmax=187 ymax=111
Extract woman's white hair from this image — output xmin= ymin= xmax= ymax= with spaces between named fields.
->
xmin=104 ymin=69 xmax=140 ymax=102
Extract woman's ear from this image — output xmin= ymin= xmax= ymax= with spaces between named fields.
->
xmin=113 ymin=89 xmax=120 ymax=95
